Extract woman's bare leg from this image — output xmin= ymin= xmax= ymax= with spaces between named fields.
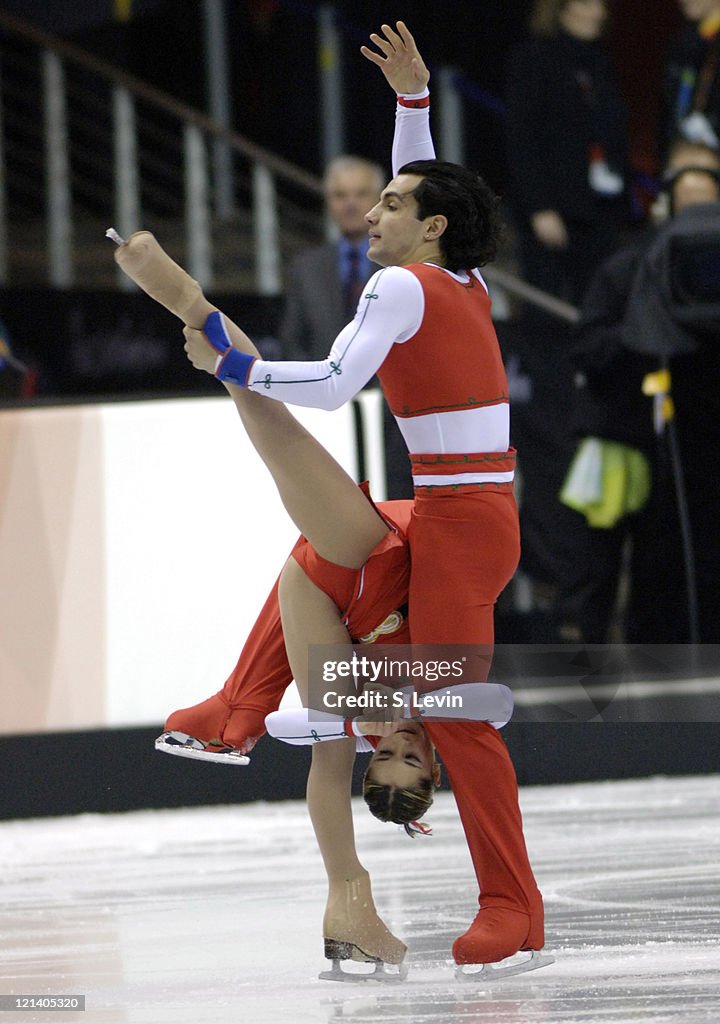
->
xmin=113 ymin=239 xmax=403 ymax=959
xmin=194 ymin=313 xmax=402 ymax=960
xmin=228 ymin=387 xmax=387 ymax=568
xmin=111 ymin=233 xmax=387 ymax=567
xmin=192 ymin=313 xmax=402 ymax=960
xmin=279 ymin=558 xmax=406 ymax=963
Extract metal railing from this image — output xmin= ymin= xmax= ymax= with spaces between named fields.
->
xmin=0 ymin=6 xmax=579 ymax=325
xmin=0 ymin=9 xmax=325 ymax=294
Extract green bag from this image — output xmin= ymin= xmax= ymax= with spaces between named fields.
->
xmin=560 ymin=437 xmax=651 ymax=529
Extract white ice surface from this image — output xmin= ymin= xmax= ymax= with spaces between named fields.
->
xmin=1 ymin=775 xmax=718 ymax=1023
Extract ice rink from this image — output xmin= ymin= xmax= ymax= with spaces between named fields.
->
xmin=1 ymin=772 xmax=718 ymax=1023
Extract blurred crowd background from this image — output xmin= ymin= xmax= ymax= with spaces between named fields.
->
xmin=1 ymin=0 xmax=718 ymax=649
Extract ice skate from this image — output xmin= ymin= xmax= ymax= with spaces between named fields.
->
xmin=319 ymin=873 xmax=407 ymax=982
xmin=452 ymin=906 xmax=553 ymax=980
xmin=157 ymin=693 xmax=267 ymax=766
xmin=154 ymin=731 xmax=250 ymax=766
xmin=455 ymin=948 xmax=555 ymax=980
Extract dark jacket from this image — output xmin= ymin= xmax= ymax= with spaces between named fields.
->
xmin=505 ymin=31 xmax=628 ymax=224
xmin=278 ymin=243 xmax=347 ymax=362
xmin=571 ymin=208 xmax=720 ymax=452
xmin=570 ymin=238 xmax=657 ymax=452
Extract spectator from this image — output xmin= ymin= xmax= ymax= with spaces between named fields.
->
xmin=557 ymin=139 xmax=720 ymax=642
xmin=280 ymin=155 xmax=412 ymax=498
xmin=280 ymin=156 xmax=383 ymax=360
xmin=505 ymin=0 xmax=629 ymax=307
xmin=663 ymin=0 xmax=720 ymax=156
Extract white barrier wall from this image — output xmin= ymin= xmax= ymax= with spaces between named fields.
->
xmin=0 ymin=395 xmax=383 ymax=735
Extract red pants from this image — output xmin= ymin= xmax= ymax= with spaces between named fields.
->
xmin=407 ymin=486 xmax=520 ymax=644
xmin=407 ymin=486 xmax=543 ymax=950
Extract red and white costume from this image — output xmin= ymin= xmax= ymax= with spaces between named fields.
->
xmin=167 ymin=89 xmax=545 ymax=965
xmin=234 ymin=92 xmax=521 ymax=646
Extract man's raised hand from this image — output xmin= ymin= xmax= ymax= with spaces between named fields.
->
xmin=360 ymin=21 xmax=429 ymax=95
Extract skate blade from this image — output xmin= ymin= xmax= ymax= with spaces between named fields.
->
xmin=319 ymin=959 xmax=408 ymax=983
xmin=155 ymin=731 xmax=250 ymax=766
xmin=455 ymin=949 xmax=555 ymax=981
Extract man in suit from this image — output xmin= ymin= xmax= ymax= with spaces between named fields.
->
xmin=281 ymin=156 xmax=382 ymax=357
xmin=280 ymin=156 xmax=413 ymax=498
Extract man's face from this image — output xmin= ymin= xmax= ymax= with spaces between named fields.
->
xmin=669 ymin=149 xmax=720 ymax=212
xmin=559 ymin=0 xmax=607 ymax=41
xmin=365 ymin=173 xmax=433 ymax=267
xmin=677 ymin=0 xmax=720 ymax=22
xmin=325 ymin=166 xmax=381 ymax=242
xmin=673 ymin=170 xmax=720 ymax=211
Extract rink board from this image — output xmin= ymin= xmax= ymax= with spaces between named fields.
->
xmin=0 ymin=394 xmax=384 ymax=735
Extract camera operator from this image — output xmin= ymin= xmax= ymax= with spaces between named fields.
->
xmin=556 ymin=140 xmax=720 ymax=644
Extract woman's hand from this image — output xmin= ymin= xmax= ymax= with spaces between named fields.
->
xmin=360 ymin=21 xmax=429 ymax=95
xmin=183 ymin=325 xmax=218 ymax=375
xmin=355 ymin=719 xmax=398 ymax=737
xmin=354 ymin=681 xmax=408 ymax=735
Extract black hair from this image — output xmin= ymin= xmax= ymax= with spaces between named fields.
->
xmin=398 ymin=159 xmax=503 ymax=271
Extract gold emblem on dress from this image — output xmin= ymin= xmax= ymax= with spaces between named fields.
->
xmin=358 ymin=609 xmax=404 ymax=644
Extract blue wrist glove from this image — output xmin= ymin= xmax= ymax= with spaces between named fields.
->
xmin=204 ymin=311 xmax=256 ymax=386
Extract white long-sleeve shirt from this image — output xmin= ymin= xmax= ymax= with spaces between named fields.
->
xmin=223 ymin=90 xmax=511 ymax=483
xmin=240 ymin=94 xmax=438 ymax=411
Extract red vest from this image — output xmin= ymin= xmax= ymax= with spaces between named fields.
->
xmin=377 ymin=263 xmax=509 ymax=420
